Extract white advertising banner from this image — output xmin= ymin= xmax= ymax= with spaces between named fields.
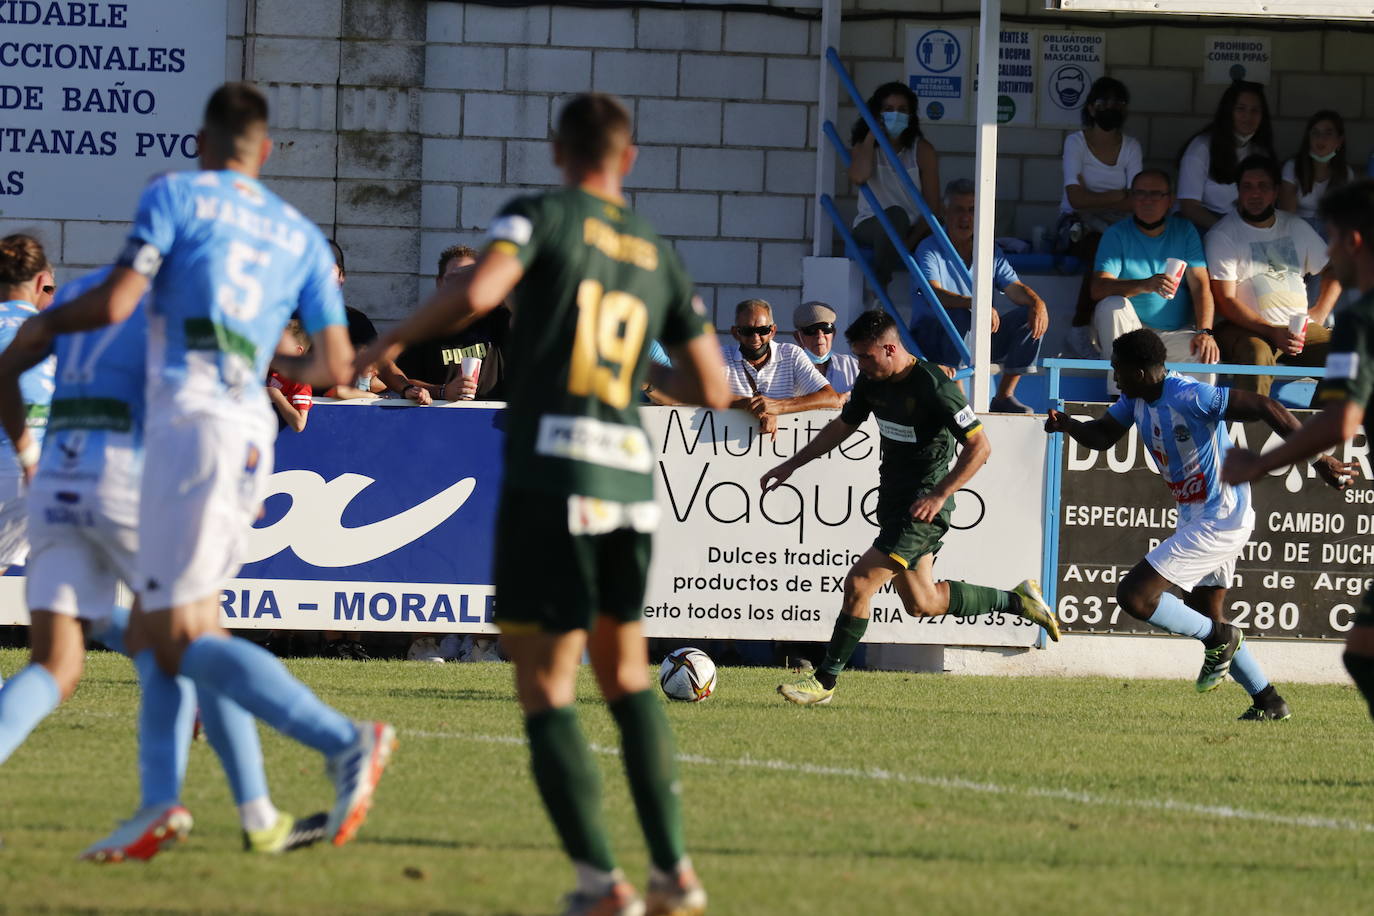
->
xmin=0 ymin=0 xmax=228 ymax=220
xmin=643 ymin=409 xmax=1046 ymax=647
xmin=1038 ymin=31 xmax=1105 ymax=128
xmin=904 ymin=25 xmax=971 ymax=124
xmin=1204 ymin=36 xmax=1271 ymax=85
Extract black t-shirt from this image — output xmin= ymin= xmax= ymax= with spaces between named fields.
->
xmin=397 ymin=306 xmax=511 ymax=400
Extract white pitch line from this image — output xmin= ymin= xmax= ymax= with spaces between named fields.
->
xmin=405 ymin=728 xmax=1374 ymax=835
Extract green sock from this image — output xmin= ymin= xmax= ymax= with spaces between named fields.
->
xmin=819 ymin=613 xmax=869 ymax=681
xmin=525 ymin=706 xmax=616 ymax=873
xmin=946 ymin=581 xmax=1014 ymax=617
xmin=609 ymin=689 xmax=686 ymax=872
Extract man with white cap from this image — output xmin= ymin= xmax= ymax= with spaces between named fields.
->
xmin=793 ymin=301 xmax=859 ymax=398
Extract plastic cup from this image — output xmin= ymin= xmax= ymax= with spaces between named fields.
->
xmin=1288 ymin=314 xmax=1309 ymax=354
xmin=459 ymin=356 xmax=482 ymax=400
xmin=1163 ymin=258 xmax=1187 ymax=300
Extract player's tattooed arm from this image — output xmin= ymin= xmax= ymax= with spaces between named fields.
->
xmin=1043 ymin=409 xmax=1129 ymax=450
xmin=1223 ymin=390 xmax=1359 ymax=490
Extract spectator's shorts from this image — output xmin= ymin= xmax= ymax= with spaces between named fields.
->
xmin=494 ymin=487 xmax=656 ymax=634
xmin=27 ymin=466 xmax=138 ymax=621
xmin=0 ymin=474 xmax=28 ymax=568
xmin=138 ymin=412 xmax=274 ymax=608
xmin=1145 ymin=516 xmax=1252 ymax=592
xmin=873 ymin=494 xmax=949 ymax=569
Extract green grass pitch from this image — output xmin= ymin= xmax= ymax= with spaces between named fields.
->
xmin=2 ymin=649 xmax=1373 ymax=914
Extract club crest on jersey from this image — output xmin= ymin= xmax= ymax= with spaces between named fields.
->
xmin=1173 ymin=423 xmax=1191 ymax=442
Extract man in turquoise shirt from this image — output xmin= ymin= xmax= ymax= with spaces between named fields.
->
xmin=1089 ymin=169 xmax=1221 ymax=380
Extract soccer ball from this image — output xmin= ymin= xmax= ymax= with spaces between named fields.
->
xmin=658 ymin=647 xmax=717 ymax=702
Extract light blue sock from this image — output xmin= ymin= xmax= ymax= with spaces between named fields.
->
xmin=1229 ymin=643 xmax=1270 ymax=696
xmin=1145 ymin=593 xmax=1214 ymax=640
xmin=197 ymin=685 xmax=269 ymax=805
xmin=90 ymin=604 xmax=131 ymax=657
xmin=180 ymin=635 xmax=356 ymax=756
xmin=134 ymin=650 xmax=196 ymax=809
xmin=0 ymin=664 xmax=61 ymax=764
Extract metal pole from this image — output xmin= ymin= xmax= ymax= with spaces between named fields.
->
xmin=970 ymin=0 xmax=1002 ymax=412
xmin=812 ymin=0 xmax=842 ymax=257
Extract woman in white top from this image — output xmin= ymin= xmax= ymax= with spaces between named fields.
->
xmin=1061 ymin=77 xmax=1141 ymax=236
xmin=1177 ymin=80 xmax=1274 ymax=232
xmin=848 ymin=81 xmax=941 ymax=292
xmin=1280 ymin=109 xmax=1355 ymax=233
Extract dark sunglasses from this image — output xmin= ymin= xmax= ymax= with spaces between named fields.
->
xmin=41 ymin=285 xmax=55 ymax=295
xmin=800 ymin=322 xmax=835 ymax=336
xmin=1130 ymin=189 xmax=1169 ymax=201
xmin=734 ymin=324 xmax=773 ymax=337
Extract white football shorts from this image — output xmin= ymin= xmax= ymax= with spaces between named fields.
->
xmin=26 ymin=483 xmax=138 ymax=621
xmin=0 ymin=473 xmax=28 ymax=568
xmin=137 ymin=412 xmax=274 ymax=608
xmin=1146 ymin=515 xmax=1253 ymax=592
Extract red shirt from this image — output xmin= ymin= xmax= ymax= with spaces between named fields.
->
xmin=268 ymin=371 xmax=313 ymax=414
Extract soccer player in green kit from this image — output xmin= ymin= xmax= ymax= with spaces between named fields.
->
xmin=1223 ymin=180 xmax=1374 ymax=721
xmin=360 ymin=94 xmax=728 ymax=916
xmin=765 ymin=310 xmax=1060 ymax=706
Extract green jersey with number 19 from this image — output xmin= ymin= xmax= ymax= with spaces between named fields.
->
xmin=486 ymin=187 xmax=711 ymax=502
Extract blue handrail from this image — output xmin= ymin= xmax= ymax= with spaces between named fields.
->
xmin=825 ymin=46 xmax=972 ymax=290
xmin=822 ymin=121 xmax=973 ymax=368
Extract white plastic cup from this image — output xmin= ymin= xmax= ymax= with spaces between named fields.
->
xmin=459 ymin=356 xmax=482 ymax=400
xmin=1288 ymin=314 xmax=1309 ymax=354
xmin=1162 ymin=258 xmax=1187 ymax=300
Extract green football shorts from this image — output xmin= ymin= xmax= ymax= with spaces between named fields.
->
xmin=872 ymin=494 xmax=950 ymax=569
xmin=493 ymin=487 xmax=653 ymax=634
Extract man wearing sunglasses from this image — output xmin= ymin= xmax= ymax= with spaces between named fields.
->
xmin=1086 ymin=169 xmax=1219 ymax=382
xmin=725 ymin=298 xmax=841 ymax=435
xmin=792 ymin=301 xmax=858 ymax=398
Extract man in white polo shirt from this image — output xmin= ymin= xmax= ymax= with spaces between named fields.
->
xmin=725 ymin=298 xmax=841 ymax=435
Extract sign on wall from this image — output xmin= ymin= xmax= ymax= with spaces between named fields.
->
xmin=905 ymin=25 xmax=971 ymax=124
xmin=1056 ymin=403 xmax=1370 ymax=639
xmin=1038 ymin=31 xmax=1105 ymax=128
xmin=994 ymin=29 xmax=1036 ymax=127
xmin=1204 ymin=35 xmax=1271 ymax=85
xmin=0 ymin=0 xmax=228 ymax=220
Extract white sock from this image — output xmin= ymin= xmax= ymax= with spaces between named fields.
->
xmin=573 ymin=861 xmax=622 ymax=895
xmin=239 ymin=796 xmax=278 ymax=833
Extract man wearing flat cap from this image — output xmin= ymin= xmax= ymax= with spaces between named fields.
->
xmin=792 ymin=301 xmax=859 ymax=399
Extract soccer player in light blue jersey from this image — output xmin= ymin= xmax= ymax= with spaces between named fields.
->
xmin=0 ymin=266 xmax=328 ymax=859
xmin=1045 ymin=328 xmax=1356 ymax=719
xmin=0 ymin=83 xmax=394 ymax=857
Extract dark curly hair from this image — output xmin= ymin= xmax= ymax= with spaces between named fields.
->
xmin=850 ymin=81 xmax=923 ymax=151
xmin=1112 ymin=327 xmax=1167 ymax=370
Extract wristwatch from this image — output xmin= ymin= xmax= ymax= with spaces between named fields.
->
xmin=1196 ymin=328 xmax=1215 ymax=337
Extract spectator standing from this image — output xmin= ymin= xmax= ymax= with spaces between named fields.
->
xmin=725 ymin=299 xmax=840 ymax=436
xmin=267 ymin=321 xmax=313 ymax=433
xmin=848 ymin=82 xmax=941 ymax=295
xmin=1088 ymin=169 xmax=1220 ymax=377
xmin=1207 ymin=156 xmax=1341 ymax=395
xmin=912 ymin=180 xmax=1048 ymax=414
xmin=791 ymin=301 xmax=859 ymax=396
xmin=1280 ymin=110 xmax=1355 ymax=236
xmin=1178 ymin=81 xmax=1274 ymax=232
xmin=396 ymin=245 xmax=509 ymax=401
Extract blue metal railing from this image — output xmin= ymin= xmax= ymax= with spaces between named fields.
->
xmin=1038 ymin=358 xmax=1325 ymax=637
xmin=821 ymin=48 xmax=974 ymax=370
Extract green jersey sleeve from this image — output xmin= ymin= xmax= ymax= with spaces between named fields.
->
xmin=1316 ymin=309 xmax=1374 ymax=410
xmin=485 ymin=195 xmax=552 ymax=269
xmin=932 ymin=365 xmax=983 ymax=440
xmin=840 ymin=375 xmax=871 ymax=425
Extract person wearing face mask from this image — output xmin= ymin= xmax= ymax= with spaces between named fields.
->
xmin=724 ymin=299 xmax=841 ymax=437
xmin=1280 ymin=109 xmax=1355 ymax=236
xmin=848 ymin=81 xmax=941 ymax=296
xmin=1207 ymin=155 xmax=1342 ymax=395
xmin=791 ymin=301 xmax=858 ymax=398
xmin=1178 ymin=81 xmax=1274 ymax=232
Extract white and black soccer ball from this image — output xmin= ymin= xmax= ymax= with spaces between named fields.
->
xmin=658 ymin=647 xmax=717 ymax=703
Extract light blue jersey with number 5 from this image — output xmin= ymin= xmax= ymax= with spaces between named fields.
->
xmin=122 ymin=170 xmax=344 ymax=412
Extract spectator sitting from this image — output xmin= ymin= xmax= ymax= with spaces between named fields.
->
xmin=1178 ymin=80 xmax=1274 ymax=233
xmin=267 ymin=320 xmax=313 ymax=433
xmin=317 ymin=238 xmax=402 ymax=401
xmin=1279 ymin=109 xmax=1355 ymax=237
xmin=1086 ymin=169 xmax=1220 ymax=384
xmin=912 ymin=179 xmax=1048 ymax=414
xmin=725 ymin=298 xmax=841 ymax=435
xmin=396 ymin=244 xmax=509 ymax=402
xmin=1207 ymin=155 xmax=1341 ymax=395
xmin=791 ymin=301 xmax=858 ymax=397
xmin=848 ymin=81 xmax=941 ymax=297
